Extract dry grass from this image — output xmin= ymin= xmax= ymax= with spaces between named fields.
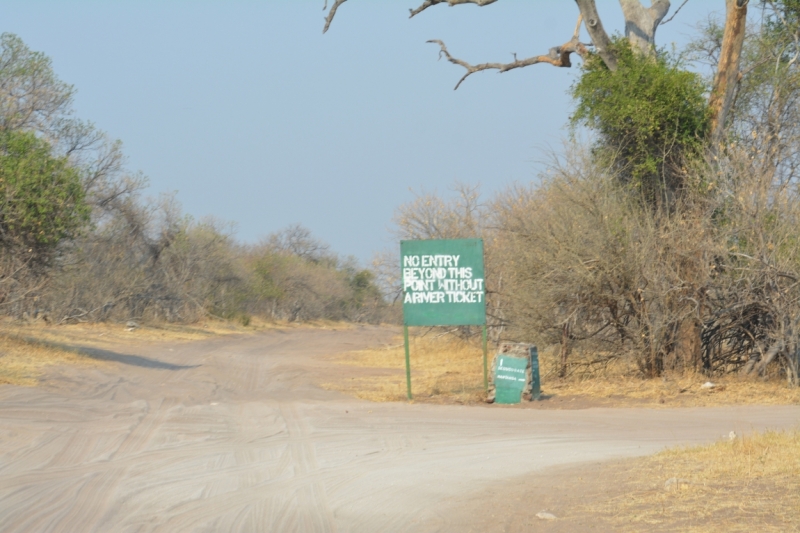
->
xmin=325 ymin=332 xmax=487 ymax=403
xmin=538 ymin=345 xmax=800 ymax=407
xmin=0 ymin=334 xmax=107 ymax=386
xmin=0 ymin=317 xmax=352 ymax=387
xmin=326 ymin=332 xmax=800 ymax=406
xmin=584 ymin=429 xmax=800 ymax=532
xmin=1 ymin=316 xmax=351 ymax=347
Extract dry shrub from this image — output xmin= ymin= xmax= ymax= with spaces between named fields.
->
xmin=385 ymin=142 xmax=800 ymax=387
xmin=245 ymin=226 xmax=389 ymax=324
xmin=538 ymin=344 xmax=800 ymax=406
xmin=38 ymin=199 xmax=245 ymax=324
xmin=247 ymin=247 xmax=354 ymax=322
xmin=490 ymin=145 xmax=800 ymax=384
xmin=492 ymin=149 xmax=713 ymax=377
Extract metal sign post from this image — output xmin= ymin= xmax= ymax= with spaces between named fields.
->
xmin=401 ymin=238 xmax=487 ymax=400
xmin=404 ymin=325 xmax=412 ymax=400
xmin=482 ymin=324 xmax=488 ymax=391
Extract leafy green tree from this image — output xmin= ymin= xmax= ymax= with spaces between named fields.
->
xmin=0 ymin=130 xmax=89 ymax=266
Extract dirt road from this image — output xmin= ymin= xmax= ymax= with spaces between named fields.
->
xmin=1 ymin=326 xmax=798 ymax=532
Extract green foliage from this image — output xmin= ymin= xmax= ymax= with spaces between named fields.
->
xmin=0 ymin=130 xmax=89 ymax=261
xmin=347 ymin=268 xmax=383 ymax=311
xmin=571 ymin=40 xmax=710 ymax=206
xmin=763 ymin=0 xmax=800 ymax=34
xmin=252 ymin=252 xmax=289 ymax=302
xmin=0 ymin=33 xmax=75 ymax=134
xmin=247 ymin=235 xmax=387 ymax=323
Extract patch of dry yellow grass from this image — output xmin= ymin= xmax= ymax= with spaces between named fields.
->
xmin=0 ymin=317 xmax=353 ymax=387
xmin=1 ymin=317 xmax=353 ymax=349
xmin=543 ymin=370 xmax=800 ymax=406
xmin=0 ymin=335 xmax=106 ymax=386
xmin=326 ymin=332 xmax=800 ymax=406
xmin=587 ymin=429 xmax=800 ymax=532
xmin=325 ymin=332 xmax=486 ymax=403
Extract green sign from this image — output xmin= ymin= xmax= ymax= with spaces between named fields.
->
xmin=494 ymin=355 xmax=528 ymax=404
xmin=401 ymin=239 xmax=485 ymax=326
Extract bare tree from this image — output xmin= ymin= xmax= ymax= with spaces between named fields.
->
xmin=265 ymin=224 xmax=331 ymax=263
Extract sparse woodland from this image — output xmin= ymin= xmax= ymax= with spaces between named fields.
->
xmin=326 ymin=0 xmax=800 ymax=385
xmin=0 ymin=33 xmax=389 ymax=326
xmin=3 ymin=0 xmax=800 ymax=387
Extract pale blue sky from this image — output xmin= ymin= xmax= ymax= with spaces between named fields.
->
xmin=4 ymin=1 xmax=716 ymax=262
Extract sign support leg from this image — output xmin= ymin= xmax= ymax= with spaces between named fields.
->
xmin=530 ymin=345 xmax=541 ymax=401
xmin=404 ymin=325 xmax=412 ymax=400
xmin=482 ymin=324 xmax=488 ymax=392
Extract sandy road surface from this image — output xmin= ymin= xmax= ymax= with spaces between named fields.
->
xmin=1 ymin=326 xmax=798 ymax=532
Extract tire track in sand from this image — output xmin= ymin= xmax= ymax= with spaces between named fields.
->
xmin=269 ymin=401 xmax=337 ymax=532
xmin=1 ymin=326 xmax=798 ymax=532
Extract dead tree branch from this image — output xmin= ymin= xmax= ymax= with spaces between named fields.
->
xmin=324 ymin=0 xmax=500 ymax=32
xmin=409 ymin=0 xmax=499 ymax=18
xmin=323 ymin=0 xmax=349 ymax=34
xmin=661 ymin=0 xmax=690 ymax=25
xmin=429 ymin=15 xmax=589 ymax=89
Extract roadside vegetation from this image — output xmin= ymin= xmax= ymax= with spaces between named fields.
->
xmin=0 ymin=32 xmax=392 ymax=386
xmin=4 ymin=1 xmax=800 ymax=403
xmin=373 ymin=1 xmax=800 ymax=392
xmin=327 ymin=332 xmax=800 ymax=406
xmin=0 ymin=33 xmax=391 ymax=330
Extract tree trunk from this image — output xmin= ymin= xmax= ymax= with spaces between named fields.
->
xmin=709 ymin=0 xmax=749 ymax=144
xmin=619 ymin=0 xmax=671 ymax=56
xmin=675 ymin=318 xmax=702 ymax=371
xmin=575 ymin=0 xmax=618 ymax=70
xmin=559 ymin=322 xmax=572 ymax=378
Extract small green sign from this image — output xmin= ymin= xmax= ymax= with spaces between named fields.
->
xmin=401 ymin=239 xmax=485 ymax=326
xmin=494 ymin=355 xmax=528 ymax=404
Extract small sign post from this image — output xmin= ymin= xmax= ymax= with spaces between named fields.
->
xmin=530 ymin=346 xmax=541 ymax=400
xmin=401 ymin=238 xmax=487 ymax=400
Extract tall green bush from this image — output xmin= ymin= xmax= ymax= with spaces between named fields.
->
xmin=0 ymin=130 xmax=89 ymax=264
xmin=571 ymin=40 xmax=710 ymax=207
